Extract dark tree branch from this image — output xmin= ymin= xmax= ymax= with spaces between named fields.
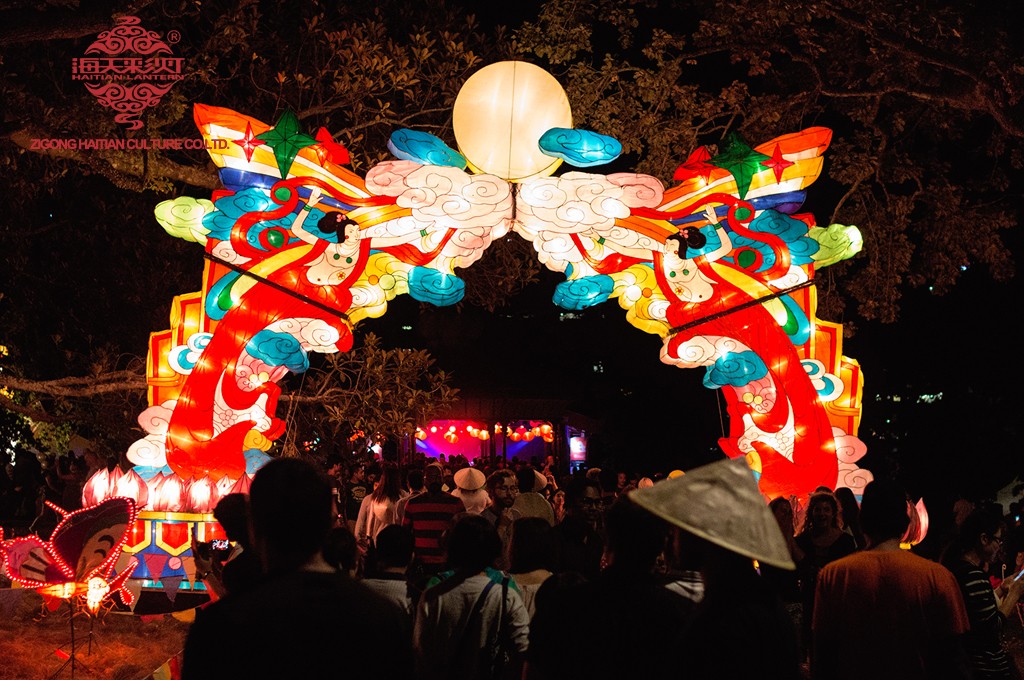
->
xmin=0 ymin=1 xmax=156 ymax=46
xmin=0 ymin=392 xmax=66 ymax=423
xmin=0 ymin=370 xmax=147 ymax=397
xmin=6 ymin=128 xmax=220 ymax=190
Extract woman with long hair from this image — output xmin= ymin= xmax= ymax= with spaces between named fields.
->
xmin=795 ymin=491 xmax=857 ymax=660
xmin=354 ymin=461 xmax=405 ymax=553
xmin=834 ymin=486 xmax=866 ymax=549
xmin=943 ymin=507 xmax=1024 ymax=679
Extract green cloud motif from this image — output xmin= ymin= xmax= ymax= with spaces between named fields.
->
xmin=155 ymin=197 xmax=215 ymax=244
xmin=809 ymin=223 xmax=863 ymax=268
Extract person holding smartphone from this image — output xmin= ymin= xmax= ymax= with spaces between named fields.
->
xmin=943 ymin=507 xmax=1024 ymax=679
xmin=191 ymin=493 xmax=261 ymax=600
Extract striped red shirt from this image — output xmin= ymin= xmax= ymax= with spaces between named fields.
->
xmin=402 ymin=491 xmax=464 ymax=566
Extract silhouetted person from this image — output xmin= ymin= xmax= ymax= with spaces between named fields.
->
xmin=632 ymin=458 xmax=801 ymax=680
xmin=192 ymin=493 xmax=261 ymax=599
xmin=509 ymin=517 xmax=559 ymax=618
xmin=323 ymin=524 xmax=359 ymax=577
xmin=363 ymin=524 xmax=416 ymax=616
xmin=182 ymin=458 xmax=412 ymax=679
xmin=813 ymin=479 xmax=970 ymax=680
xmin=553 ymin=478 xmax=604 ymax=579
xmin=414 ymin=514 xmax=529 ymax=680
xmin=482 ymin=469 xmax=521 ymax=570
xmin=403 ymin=464 xmax=465 ymax=576
xmin=525 ymin=497 xmax=695 ymax=680
xmin=396 ymin=467 xmax=426 ymax=523
xmin=942 ymin=507 xmax=1023 ymax=679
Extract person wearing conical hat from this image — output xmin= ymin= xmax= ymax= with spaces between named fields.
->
xmin=630 ymin=457 xmax=801 ymax=679
xmin=514 ymin=467 xmax=555 ymax=526
xmin=451 ymin=466 xmax=489 ymax=514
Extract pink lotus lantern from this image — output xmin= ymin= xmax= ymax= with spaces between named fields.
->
xmin=187 ymin=476 xmax=220 ymax=514
xmin=229 ymin=474 xmax=252 ymax=496
xmin=216 ymin=474 xmax=236 ymax=499
xmin=114 ymin=468 xmax=150 ymax=508
xmin=903 ymin=498 xmax=929 ymax=546
xmin=106 ymin=465 xmax=124 ymax=498
xmin=151 ymin=474 xmax=186 ymax=512
xmin=81 ymin=468 xmax=111 ymax=507
xmin=145 ymin=473 xmax=165 ymax=510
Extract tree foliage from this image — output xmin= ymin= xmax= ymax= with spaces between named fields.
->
xmin=512 ymin=0 xmax=1020 ymax=323
xmin=277 ymin=333 xmax=458 ymax=457
xmin=0 ymin=0 xmax=1019 ymax=442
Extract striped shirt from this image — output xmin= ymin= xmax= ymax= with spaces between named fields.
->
xmin=402 ymin=490 xmax=464 ymax=567
xmin=950 ymin=560 xmax=1014 ymax=679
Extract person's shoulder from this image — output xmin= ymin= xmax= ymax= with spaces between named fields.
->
xmin=794 ymin=531 xmax=818 ymax=553
xmin=834 ymin=531 xmax=858 ymax=550
xmin=908 ymin=552 xmax=962 ymax=584
xmin=407 ymin=490 xmax=461 ymax=507
xmin=943 ymin=557 xmax=980 ymax=582
xmin=818 ymin=546 xmax=869 ymax=573
xmin=484 ymin=567 xmax=521 ymax=592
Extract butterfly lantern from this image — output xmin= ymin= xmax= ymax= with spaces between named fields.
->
xmin=0 ymin=497 xmax=139 ymax=614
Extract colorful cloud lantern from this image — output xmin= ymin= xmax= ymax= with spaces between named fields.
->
xmin=117 ymin=60 xmax=870 ymax=511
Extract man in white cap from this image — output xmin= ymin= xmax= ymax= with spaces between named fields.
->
xmin=629 ymin=457 xmax=801 ymax=679
xmin=451 ymin=466 xmax=489 ymax=514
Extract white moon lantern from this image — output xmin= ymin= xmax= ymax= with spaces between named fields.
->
xmin=453 ymin=61 xmax=572 ymax=182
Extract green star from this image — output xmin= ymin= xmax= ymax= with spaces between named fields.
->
xmin=709 ymin=133 xmax=770 ymax=199
xmin=256 ymin=110 xmax=318 ymax=178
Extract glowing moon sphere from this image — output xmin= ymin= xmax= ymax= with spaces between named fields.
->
xmin=453 ymin=61 xmax=572 ymax=182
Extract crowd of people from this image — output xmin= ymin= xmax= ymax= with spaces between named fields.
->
xmin=176 ymin=450 xmax=1024 ymax=680
xmin=4 ymin=445 xmax=1024 ymax=678
xmin=0 ymin=447 xmax=99 ymax=538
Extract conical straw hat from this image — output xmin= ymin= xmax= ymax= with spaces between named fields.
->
xmin=513 ymin=492 xmax=555 ymax=526
xmin=629 ymin=457 xmax=795 ymax=570
xmin=454 ymin=467 xmax=486 ymax=491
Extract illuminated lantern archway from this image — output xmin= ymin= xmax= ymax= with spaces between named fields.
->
xmin=105 ymin=61 xmax=870 ymax=522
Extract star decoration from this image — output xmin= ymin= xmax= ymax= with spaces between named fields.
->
xmin=255 ymin=110 xmax=317 ymax=178
xmin=673 ymin=146 xmax=716 ymax=184
xmin=760 ymin=144 xmax=794 ymax=183
xmin=313 ymin=127 xmax=350 ymax=167
xmin=709 ymin=134 xmax=770 ymax=199
xmin=232 ymin=122 xmax=266 ymax=163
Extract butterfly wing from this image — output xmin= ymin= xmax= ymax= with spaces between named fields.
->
xmin=0 ymin=534 xmax=70 ymax=587
xmin=49 ymin=497 xmax=136 ymax=582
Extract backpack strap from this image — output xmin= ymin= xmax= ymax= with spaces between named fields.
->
xmin=453 ymin=578 xmax=498 ymax=655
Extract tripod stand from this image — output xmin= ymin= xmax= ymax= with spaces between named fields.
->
xmin=48 ymin=599 xmax=100 ymax=680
